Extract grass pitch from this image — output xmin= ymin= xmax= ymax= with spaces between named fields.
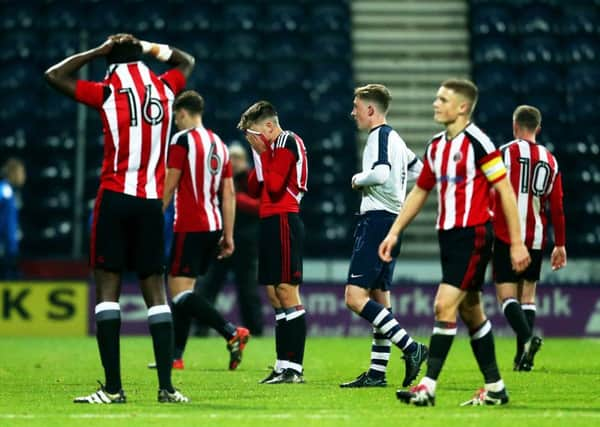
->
xmin=0 ymin=336 xmax=599 ymax=427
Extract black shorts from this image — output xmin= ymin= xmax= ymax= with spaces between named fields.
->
xmin=347 ymin=210 xmax=401 ymax=290
xmin=169 ymin=230 xmax=222 ymax=278
xmin=90 ymin=189 xmax=164 ymax=277
xmin=258 ymin=213 xmax=304 ymax=285
xmin=493 ymin=238 xmax=543 ymax=283
xmin=439 ymin=222 xmax=493 ymax=291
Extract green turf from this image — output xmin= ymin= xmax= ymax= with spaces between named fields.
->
xmin=0 ymin=336 xmax=599 ymax=426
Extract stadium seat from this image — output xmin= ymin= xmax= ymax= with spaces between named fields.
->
xmin=472 ymin=36 xmax=514 ymax=64
xmin=565 ymin=64 xmax=600 ymax=92
xmin=472 ymin=63 xmax=517 ymax=92
xmin=519 ymin=64 xmax=564 ymax=93
xmin=222 ymin=3 xmax=259 ymax=31
xmin=215 ymin=62 xmax=262 ymax=92
xmin=264 ymin=34 xmax=305 ymax=60
xmin=44 ymin=3 xmax=81 ymax=30
xmin=564 ymin=37 xmax=600 ymax=63
xmin=0 ymin=61 xmax=30 ymax=90
xmin=266 ymin=4 xmax=305 ymax=33
xmin=0 ymin=30 xmax=35 ymax=61
xmin=0 ymin=2 xmax=38 ymax=30
xmin=309 ymin=62 xmax=354 ymax=94
xmin=518 ymin=36 xmax=562 ymax=64
xmin=218 ymin=32 xmax=261 ymax=60
xmin=311 ymin=33 xmax=352 ymax=60
xmin=561 ymin=5 xmax=599 ymax=35
xmin=260 ymin=61 xmax=309 ymax=91
xmin=473 ymin=92 xmax=517 ymax=125
xmin=470 ymin=4 xmax=513 ymax=35
xmin=516 ymin=4 xmax=558 ymax=34
xmin=169 ymin=5 xmax=216 ymax=31
xmin=569 ymin=93 xmax=600 ymax=124
xmin=42 ymin=31 xmax=81 ymax=61
xmin=309 ymin=3 xmax=351 ymax=33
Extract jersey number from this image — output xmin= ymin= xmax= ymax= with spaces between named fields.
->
xmin=518 ymin=157 xmax=551 ymax=196
xmin=207 ymin=143 xmax=222 ymax=176
xmin=118 ymin=86 xmax=164 ymax=127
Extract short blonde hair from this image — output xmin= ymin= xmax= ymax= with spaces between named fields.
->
xmin=354 ymin=84 xmax=392 ymax=113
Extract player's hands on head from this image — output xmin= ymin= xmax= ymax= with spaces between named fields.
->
xmin=378 ymin=234 xmax=398 ymax=263
xmin=217 ymin=236 xmax=235 ymax=259
xmin=96 ymin=38 xmax=115 ymax=56
xmin=550 ymin=245 xmax=567 ymax=271
xmin=510 ymin=243 xmax=531 ymax=273
xmin=109 ymin=33 xmax=140 ymax=45
xmin=245 ymin=133 xmax=267 ymax=154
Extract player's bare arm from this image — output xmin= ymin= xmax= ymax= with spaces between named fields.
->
xmin=165 ymin=48 xmax=195 ymax=79
xmin=493 ymin=176 xmax=531 ymax=272
xmin=379 ymin=185 xmax=430 ymax=262
xmin=44 ymin=38 xmax=114 ymax=98
xmin=218 ymin=177 xmax=236 ymax=259
xmin=162 ymin=168 xmax=182 ymax=212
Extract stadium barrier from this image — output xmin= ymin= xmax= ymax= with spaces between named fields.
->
xmin=87 ymin=282 xmax=600 ymax=338
xmin=0 ymin=282 xmax=88 ymax=336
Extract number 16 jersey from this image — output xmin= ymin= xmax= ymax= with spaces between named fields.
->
xmin=493 ymin=138 xmax=566 ymax=250
xmin=74 ymin=61 xmax=186 ymax=199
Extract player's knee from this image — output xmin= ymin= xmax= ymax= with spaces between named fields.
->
xmin=433 ymin=298 xmax=456 ymax=321
xmin=344 ymin=290 xmax=365 ymax=313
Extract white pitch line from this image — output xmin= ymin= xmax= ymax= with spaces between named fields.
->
xmin=1 ymin=412 xmax=599 ymax=420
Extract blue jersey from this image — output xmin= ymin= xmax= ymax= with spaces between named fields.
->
xmin=0 ymin=179 xmax=19 ymax=257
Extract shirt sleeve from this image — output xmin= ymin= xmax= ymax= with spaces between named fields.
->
xmin=247 ymin=169 xmax=262 ymax=198
xmin=167 ymin=133 xmax=189 ymax=170
xmin=549 ymin=172 xmax=566 ymax=246
xmin=260 ymin=147 xmax=296 ymax=197
xmin=407 ymin=150 xmax=424 ymax=181
xmin=371 ymin=127 xmax=391 ymax=169
xmin=416 ymin=146 xmax=436 ymax=191
xmin=74 ymin=80 xmax=108 ymax=108
xmin=352 ymin=163 xmax=390 ymax=187
xmin=159 ymin=69 xmax=186 ymax=95
xmin=222 ymin=159 xmax=233 ymax=178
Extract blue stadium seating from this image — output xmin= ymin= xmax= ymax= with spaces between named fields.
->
xmin=471 ymin=0 xmax=600 ymax=256
xmin=470 ymin=4 xmax=513 ymax=35
xmin=4 ymin=1 xmax=355 ymax=257
xmin=516 ymin=4 xmax=558 ymax=35
xmin=472 ymin=36 xmax=514 ymax=64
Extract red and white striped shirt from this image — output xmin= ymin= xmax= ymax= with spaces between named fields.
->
xmin=493 ymin=139 xmax=565 ymax=250
xmin=417 ymin=123 xmax=507 ymax=230
xmin=167 ymin=127 xmax=232 ymax=232
xmin=248 ymin=131 xmax=308 ymax=218
xmin=75 ymin=62 xmax=186 ymax=199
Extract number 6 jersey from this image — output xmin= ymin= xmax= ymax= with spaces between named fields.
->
xmin=493 ymin=138 xmax=566 ymax=250
xmin=74 ymin=62 xmax=186 ymax=199
xmin=167 ymin=127 xmax=232 ymax=233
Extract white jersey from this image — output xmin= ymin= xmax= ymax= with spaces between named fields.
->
xmin=358 ymin=124 xmax=422 ymax=214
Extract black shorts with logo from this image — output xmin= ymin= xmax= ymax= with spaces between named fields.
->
xmin=169 ymin=230 xmax=222 ymax=278
xmin=90 ymin=189 xmax=164 ymax=278
xmin=258 ymin=213 xmax=304 ymax=286
xmin=493 ymin=238 xmax=543 ymax=283
xmin=438 ymin=222 xmax=493 ymax=291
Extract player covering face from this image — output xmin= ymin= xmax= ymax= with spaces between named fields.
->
xmin=238 ymin=101 xmax=309 ymax=384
